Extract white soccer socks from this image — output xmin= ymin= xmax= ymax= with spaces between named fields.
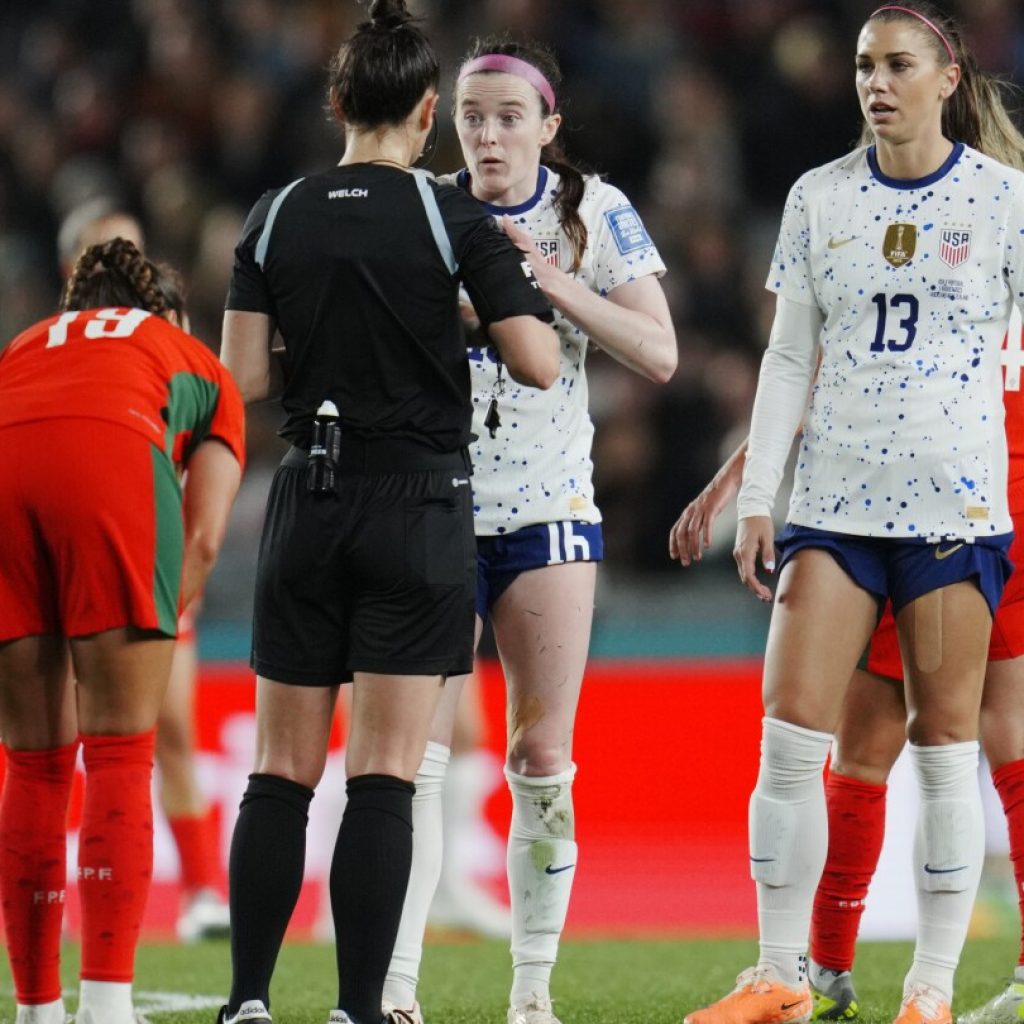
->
xmin=905 ymin=740 xmax=984 ymax=1004
xmin=750 ymin=716 xmax=833 ymax=988
xmin=506 ymin=764 xmax=578 ymax=1010
xmin=383 ymin=741 xmax=450 ymax=1011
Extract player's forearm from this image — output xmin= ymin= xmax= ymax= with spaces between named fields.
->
xmin=542 ymin=272 xmax=676 ymax=383
xmin=714 ymin=439 xmax=749 ymax=499
xmin=737 ymin=298 xmax=821 ymax=519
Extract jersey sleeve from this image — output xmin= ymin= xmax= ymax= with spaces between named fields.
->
xmin=165 ymin=323 xmax=247 ymax=472
xmin=765 ymin=173 xmax=819 ymax=307
xmin=588 ymin=181 xmax=666 ymax=295
xmin=436 ymin=185 xmax=554 ymax=327
xmin=198 ymin=363 xmax=246 ymax=471
xmin=225 ymin=190 xmax=279 ymax=316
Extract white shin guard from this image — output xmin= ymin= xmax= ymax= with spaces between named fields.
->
xmin=905 ymin=741 xmax=984 ymax=1003
xmin=383 ymin=741 xmax=450 ymax=1010
xmin=506 ymin=764 xmax=577 ymax=1008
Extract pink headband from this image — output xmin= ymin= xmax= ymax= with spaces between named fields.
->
xmin=871 ymin=5 xmax=956 ymax=64
xmin=457 ymin=54 xmax=557 ymax=112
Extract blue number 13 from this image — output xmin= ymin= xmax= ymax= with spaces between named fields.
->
xmin=870 ymin=292 xmax=918 ymax=352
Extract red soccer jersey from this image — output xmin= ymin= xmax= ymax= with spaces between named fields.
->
xmin=1003 ymin=305 xmax=1024 ymax=507
xmin=0 ymin=308 xmax=244 ymax=470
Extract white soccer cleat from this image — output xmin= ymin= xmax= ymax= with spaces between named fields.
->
xmin=15 ymin=1000 xmax=70 ymax=1024
xmin=507 ymin=998 xmax=562 ymax=1024
xmin=382 ymin=999 xmax=425 ymax=1023
xmin=177 ymin=887 xmax=231 ymax=942
xmin=959 ymin=967 xmax=1024 ymax=1024
xmin=218 ymin=1000 xmax=272 ymax=1024
xmin=327 ymin=1011 xmax=353 ymax=1023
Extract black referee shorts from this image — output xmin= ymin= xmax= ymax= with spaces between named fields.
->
xmin=252 ymin=446 xmax=476 ymax=685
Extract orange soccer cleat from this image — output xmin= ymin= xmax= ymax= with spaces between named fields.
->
xmin=892 ymin=985 xmax=952 ymax=1024
xmin=684 ymin=966 xmax=813 ymax=1024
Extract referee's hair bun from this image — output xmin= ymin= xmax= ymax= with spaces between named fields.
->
xmin=367 ymin=0 xmax=412 ymax=29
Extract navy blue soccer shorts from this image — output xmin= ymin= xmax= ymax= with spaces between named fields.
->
xmin=775 ymin=523 xmax=1013 ymax=616
xmin=475 ymin=521 xmax=604 ymax=621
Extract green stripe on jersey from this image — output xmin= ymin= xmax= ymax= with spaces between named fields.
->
xmin=164 ymin=372 xmax=220 ymax=460
xmin=151 ymin=446 xmax=183 ymax=636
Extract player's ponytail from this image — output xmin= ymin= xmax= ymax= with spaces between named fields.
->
xmin=60 ymin=238 xmax=185 ymax=320
xmin=860 ymin=2 xmax=1024 ymax=170
xmin=461 ymin=37 xmax=591 ymax=273
xmin=953 ymin=62 xmax=1024 ymax=172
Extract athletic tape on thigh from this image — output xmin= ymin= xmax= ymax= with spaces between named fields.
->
xmin=913 ymin=588 xmax=943 ymax=674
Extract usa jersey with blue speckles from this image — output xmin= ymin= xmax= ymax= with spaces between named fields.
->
xmin=771 ymin=142 xmax=1024 ymax=538
xmin=442 ymin=166 xmax=666 ymax=535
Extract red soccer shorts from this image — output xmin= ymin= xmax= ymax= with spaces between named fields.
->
xmin=0 ymin=419 xmax=183 ymax=641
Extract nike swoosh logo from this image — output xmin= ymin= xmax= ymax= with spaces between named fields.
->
xmin=781 ymin=1002 xmax=806 ymax=1011
xmin=934 ymin=542 xmax=965 ymax=560
xmin=749 ymin=856 xmax=775 ymax=862
xmin=827 ymin=236 xmax=859 ymax=249
xmin=923 ymin=862 xmax=967 ymax=873
xmin=545 ymin=863 xmax=575 ymax=875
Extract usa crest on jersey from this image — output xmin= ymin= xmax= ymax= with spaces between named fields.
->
xmin=939 ymin=228 xmax=971 ymax=268
xmin=534 ymin=238 xmax=560 ymax=267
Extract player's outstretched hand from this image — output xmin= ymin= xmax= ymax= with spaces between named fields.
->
xmin=669 ymin=475 xmax=739 ymax=566
xmin=734 ymin=515 xmax=775 ymax=602
xmin=501 ymin=215 xmax=557 ymax=291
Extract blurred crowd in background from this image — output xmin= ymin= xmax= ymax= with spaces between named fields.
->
xmin=2 ymin=0 xmax=1023 ymax=635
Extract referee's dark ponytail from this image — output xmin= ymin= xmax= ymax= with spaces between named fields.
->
xmin=367 ymin=0 xmax=410 ymax=29
xmin=328 ymin=0 xmax=440 ymax=128
xmin=460 ymin=37 xmax=590 ymax=273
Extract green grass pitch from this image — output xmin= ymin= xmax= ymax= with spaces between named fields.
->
xmin=0 ymin=936 xmax=1017 ymax=1023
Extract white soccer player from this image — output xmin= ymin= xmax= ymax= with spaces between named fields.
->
xmin=681 ymin=5 xmax=1024 ymax=1024
xmin=381 ymin=36 xmax=677 ymax=1024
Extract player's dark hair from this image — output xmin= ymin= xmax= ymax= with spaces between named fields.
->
xmin=60 ymin=237 xmax=185 ymax=320
xmin=328 ymin=0 xmax=440 ymax=129
xmin=460 ymin=36 xmax=590 ymax=273
xmin=859 ymin=2 xmax=1024 ymax=170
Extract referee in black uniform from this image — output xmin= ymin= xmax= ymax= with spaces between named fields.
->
xmin=216 ymin=3 xmax=557 ymax=1023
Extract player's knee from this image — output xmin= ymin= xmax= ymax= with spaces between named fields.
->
xmin=506 ymin=739 xmax=570 ymax=778
xmin=830 ymin=752 xmax=896 ymax=785
xmin=906 ymin=715 xmax=974 ymax=747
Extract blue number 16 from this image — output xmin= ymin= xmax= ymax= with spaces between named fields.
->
xmin=870 ymin=292 xmax=918 ymax=352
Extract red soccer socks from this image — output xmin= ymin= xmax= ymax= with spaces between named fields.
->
xmin=0 ymin=741 xmax=78 ymax=1004
xmin=78 ymin=730 xmax=157 ymax=983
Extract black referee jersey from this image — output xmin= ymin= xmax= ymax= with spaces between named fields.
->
xmin=227 ymin=163 xmax=552 ymax=451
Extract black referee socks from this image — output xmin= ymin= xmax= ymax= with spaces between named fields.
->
xmin=227 ymin=772 xmax=315 ymax=1015
xmin=331 ymin=773 xmax=416 ymax=1024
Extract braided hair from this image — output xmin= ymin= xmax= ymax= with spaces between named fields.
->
xmin=60 ymin=238 xmax=185 ymax=320
xmin=460 ymin=36 xmax=591 ymax=273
